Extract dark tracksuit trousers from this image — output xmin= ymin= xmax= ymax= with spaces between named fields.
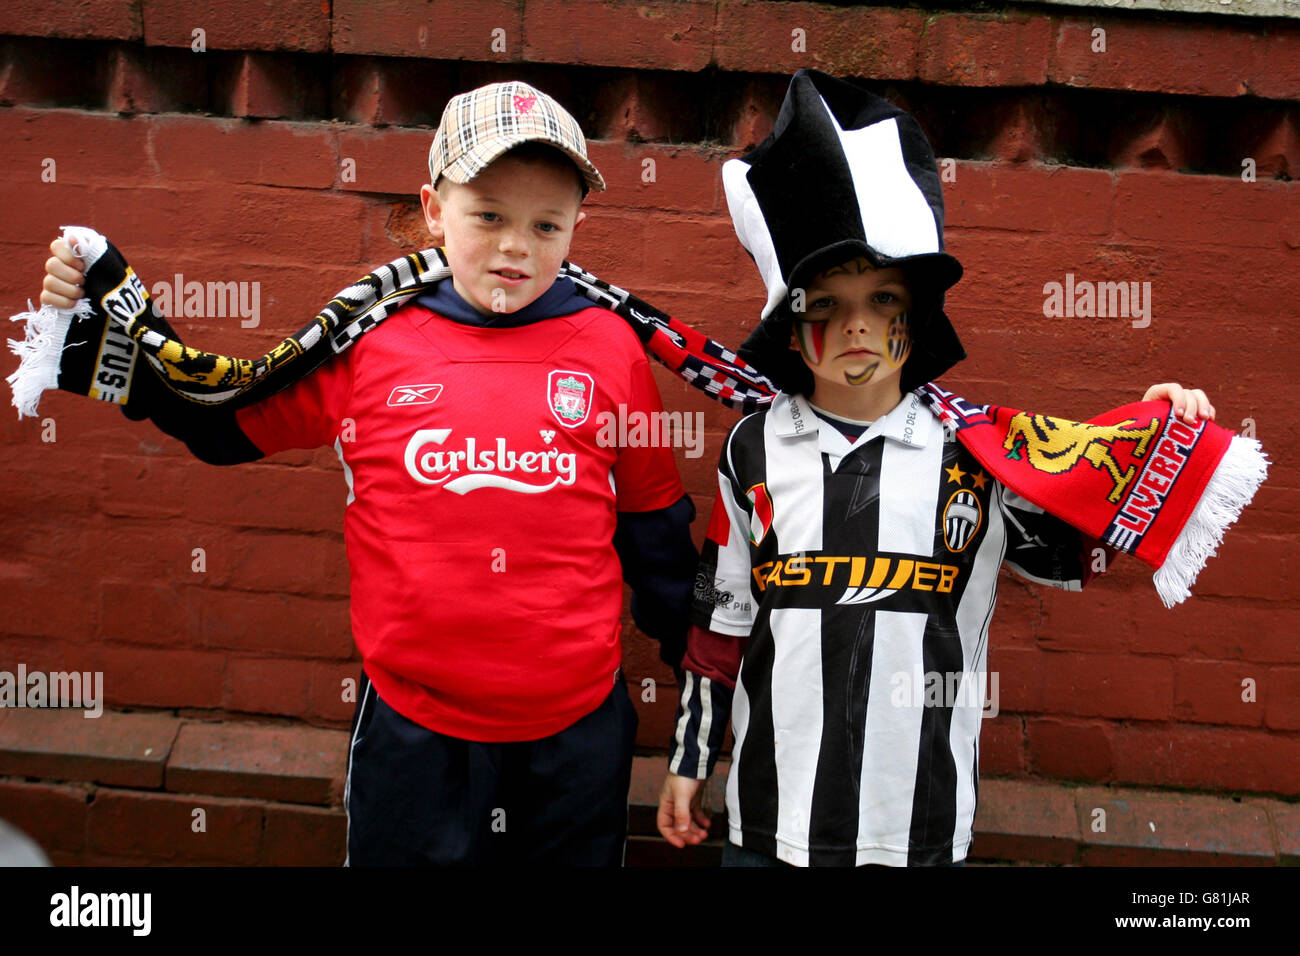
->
xmin=344 ymin=670 xmax=639 ymax=866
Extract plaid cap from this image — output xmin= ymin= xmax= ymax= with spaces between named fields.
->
xmin=427 ymin=81 xmax=605 ymax=194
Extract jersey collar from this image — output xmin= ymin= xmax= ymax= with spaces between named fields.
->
xmin=414 ymin=275 xmax=591 ymax=327
xmin=771 ymin=390 xmax=932 ymax=449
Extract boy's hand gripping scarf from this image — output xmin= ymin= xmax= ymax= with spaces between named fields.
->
xmin=8 ymin=228 xmax=1267 ymax=607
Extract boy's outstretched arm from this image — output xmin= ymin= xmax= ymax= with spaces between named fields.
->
xmin=38 ymin=236 xmax=341 ymax=465
xmin=40 ymin=237 xmax=262 ymax=464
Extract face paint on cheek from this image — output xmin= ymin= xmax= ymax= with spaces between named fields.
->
xmin=885 ymin=311 xmax=911 ymax=369
xmin=795 ymin=320 xmax=827 ymax=364
xmin=845 ymin=361 xmax=879 ymax=386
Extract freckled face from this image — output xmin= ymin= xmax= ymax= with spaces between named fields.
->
xmin=419 ymin=155 xmax=585 ymax=315
xmin=791 ymin=259 xmax=913 ymax=390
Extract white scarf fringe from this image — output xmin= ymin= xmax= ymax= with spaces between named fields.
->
xmin=1154 ymin=434 xmax=1270 ymax=607
xmin=6 ymin=226 xmax=107 ymax=419
xmin=6 ymin=301 xmax=91 ymax=420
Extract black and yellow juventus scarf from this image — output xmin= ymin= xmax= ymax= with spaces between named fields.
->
xmin=7 ymin=227 xmax=1268 ymax=607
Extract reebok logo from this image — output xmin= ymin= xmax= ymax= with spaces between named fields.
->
xmin=388 ymin=384 xmax=443 ymax=407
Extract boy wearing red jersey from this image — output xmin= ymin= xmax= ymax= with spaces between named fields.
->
xmin=42 ymin=82 xmax=697 ymax=866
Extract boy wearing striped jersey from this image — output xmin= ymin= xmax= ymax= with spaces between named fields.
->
xmin=655 ymin=70 xmax=1213 ymax=867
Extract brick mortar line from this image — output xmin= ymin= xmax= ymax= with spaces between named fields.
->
xmin=5 ymin=104 xmax=1293 ymax=185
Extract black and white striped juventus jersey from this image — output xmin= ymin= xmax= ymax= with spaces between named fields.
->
xmin=669 ymin=390 xmax=1100 ymax=866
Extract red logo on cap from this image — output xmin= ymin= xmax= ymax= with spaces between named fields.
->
xmin=513 ymin=94 xmax=537 ymax=114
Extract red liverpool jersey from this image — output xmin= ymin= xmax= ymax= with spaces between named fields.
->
xmin=235 ymin=302 xmax=684 ymax=741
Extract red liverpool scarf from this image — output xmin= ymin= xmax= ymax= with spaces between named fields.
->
xmin=8 ymin=230 xmax=1267 ymax=607
xmin=915 ymin=385 xmax=1264 ymax=605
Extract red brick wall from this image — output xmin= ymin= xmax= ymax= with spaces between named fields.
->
xmin=1 ymin=0 xmax=1297 ymax=805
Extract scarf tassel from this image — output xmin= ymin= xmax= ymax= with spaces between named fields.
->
xmin=6 ymin=301 xmax=89 ymax=420
xmin=6 ymin=228 xmax=107 ymax=420
xmin=1154 ymin=434 xmax=1270 ymax=607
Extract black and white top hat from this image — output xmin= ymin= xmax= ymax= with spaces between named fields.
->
xmin=727 ymin=69 xmax=966 ymax=394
